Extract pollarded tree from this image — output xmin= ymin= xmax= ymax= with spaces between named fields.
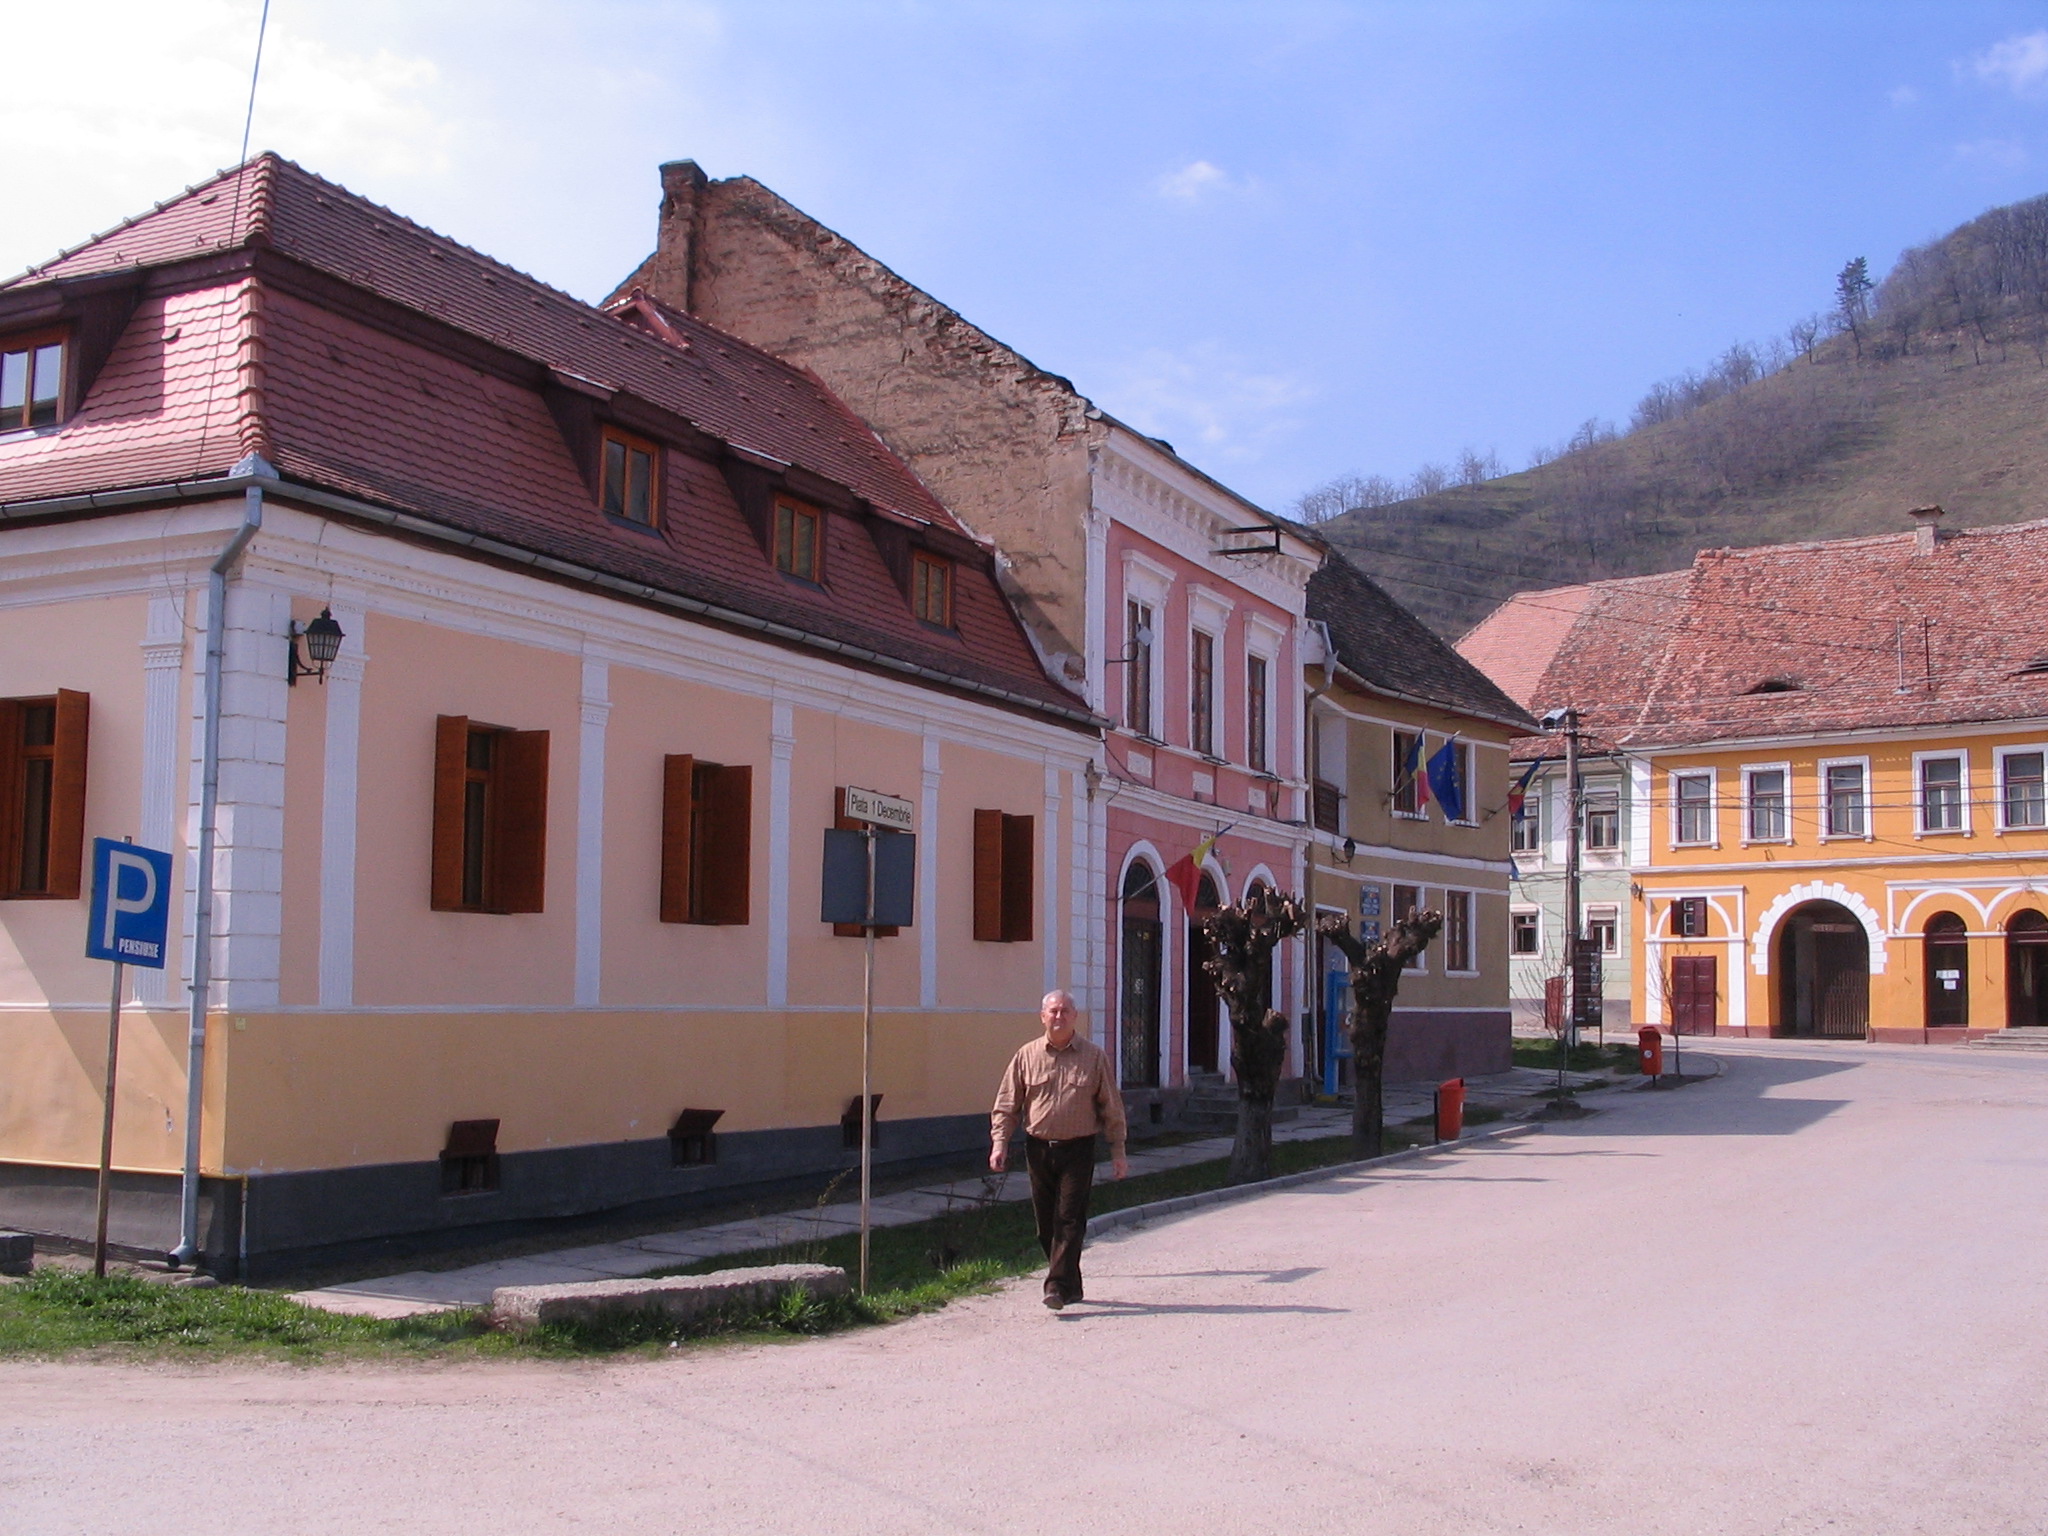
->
xmin=1318 ymin=907 xmax=1444 ymax=1156
xmin=1198 ymin=887 xmax=1309 ymax=1184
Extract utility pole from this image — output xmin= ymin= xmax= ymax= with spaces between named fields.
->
xmin=1553 ymin=707 xmax=1583 ymax=1104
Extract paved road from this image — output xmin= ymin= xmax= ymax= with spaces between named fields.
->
xmin=6 ymin=1041 xmax=2046 ymax=1534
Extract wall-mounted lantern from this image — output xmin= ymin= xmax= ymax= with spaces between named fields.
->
xmin=287 ymin=607 xmax=345 ymax=686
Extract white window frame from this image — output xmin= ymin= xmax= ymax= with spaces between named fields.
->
xmin=1511 ymin=775 xmax=1544 ymax=855
xmin=1120 ymin=551 xmax=1174 ymax=743
xmin=1450 ymin=740 xmax=1478 ymax=827
xmin=1390 ymin=729 xmax=1427 ymax=821
xmin=1509 ymin=904 xmax=1543 ymax=958
xmin=1581 ymin=775 xmax=1622 ymax=852
xmin=1817 ymin=755 xmax=1873 ymax=842
xmin=1669 ymin=768 xmax=1718 ymax=849
xmin=1391 ymin=883 xmax=1428 ymax=973
xmin=1912 ymin=749 xmax=1971 ymax=837
xmin=1744 ymin=765 xmax=1794 ymax=847
xmin=1440 ymin=886 xmax=1478 ymax=976
xmin=1584 ymin=902 xmax=1620 ymax=955
xmin=1993 ymin=742 xmax=2048 ymax=833
xmin=1244 ymin=645 xmax=1274 ymax=776
xmin=1188 ymin=625 xmax=1220 ymax=759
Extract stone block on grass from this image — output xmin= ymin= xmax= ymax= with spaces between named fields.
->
xmin=490 ymin=1262 xmax=848 ymax=1331
xmin=0 ymin=1231 xmax=32 ymax=1277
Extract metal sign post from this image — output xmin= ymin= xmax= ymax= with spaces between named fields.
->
xmin=84 ymin=837 xmax=174 ymax=1277
xmin=823 ymin=788 xmax=916 ymax=1297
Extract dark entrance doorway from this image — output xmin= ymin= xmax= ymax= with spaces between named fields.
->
xmin=1187 ymin=873 xmax=1222 ymax=1074
xmin=1120 ymin=862 xmax=1163 ymax=1087
xmin=2005 ymin=909 xmax=2048 ymax=1028
xmin=1924 ymin=911 xmax=1970 ymax=1029
xmin=1670 ymin=955 xmax=1718 ymax=1034
xmin=1775 ymin=901 xmax=1869 ymax=1038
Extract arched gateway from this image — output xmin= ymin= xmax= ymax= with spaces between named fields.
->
xmin=1119 ymin=862 xmax=1163 ymax=1087
xmin=1774 ymin=900 xmax=1870 ymax=1038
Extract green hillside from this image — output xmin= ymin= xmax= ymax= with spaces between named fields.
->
xmin=1318 ymin=194 xmax=2048 ymax=638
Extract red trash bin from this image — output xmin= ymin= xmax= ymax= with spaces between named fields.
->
xmin=1638 ymin=1026 xmax=1664 ymax=1077
xmin=1434 ymin=1078 xmax=1466 ymax=1141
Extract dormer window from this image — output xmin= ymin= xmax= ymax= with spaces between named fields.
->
xmin=600 ymin=426 xmax=660 ymax=527
xmin=773 ymin=494 xmax=821 ymax=582
xmin=911 ymin=550 xmax=953 ymax=627
xmin=1 ymin=329 xmax=66 ymax=431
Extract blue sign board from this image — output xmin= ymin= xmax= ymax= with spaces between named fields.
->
xmin=85 ymin=838 xmax=173 ymax=969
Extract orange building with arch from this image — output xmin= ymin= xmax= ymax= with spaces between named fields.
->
xmin=1465 ymin=509 xmax=2048 ymax=1042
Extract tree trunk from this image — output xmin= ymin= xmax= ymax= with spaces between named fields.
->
xmin=1229 ymin=1093 xmax=1273 ymax=1184
xmin=1226 ymin=1007 xmax=1289 ymax=1184
xmin=1349 ymin=1001 xmax=1391 ymax=1157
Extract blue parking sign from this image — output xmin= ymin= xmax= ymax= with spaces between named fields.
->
xmin=86 ymin=838 xmax=173 ymax=969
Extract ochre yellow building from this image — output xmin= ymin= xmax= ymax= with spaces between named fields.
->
xmin=1465 ymin=509 xmax=2048 ymax=1043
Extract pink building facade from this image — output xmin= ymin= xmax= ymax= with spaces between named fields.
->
xmin=1083 ymin=433 xmax=1319 ymax=1109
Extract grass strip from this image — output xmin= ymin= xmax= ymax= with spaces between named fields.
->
xmin=0 ymin=1126 xmax=1435 ymax=1361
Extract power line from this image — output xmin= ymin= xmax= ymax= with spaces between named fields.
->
xmin=239 ymin=0 xmax=273 ymax=167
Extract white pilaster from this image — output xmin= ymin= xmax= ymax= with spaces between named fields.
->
xmin=766 ymin=700 xmax=795 ymax=1008
xmin=574 ymin=658 xmax=610 ymax=1007
xmin=919 ymin=733 xmax=941 ymax=1008
xmin=136 ymin=596 xmax=187 ymax=1005
xmin=207 ymin=583 xmax=290 ymax=1010
xmin=1042 ymin=762 xmax=1062 ymax=996
xmin=316 ymin=606 xmax=366 ymax=1008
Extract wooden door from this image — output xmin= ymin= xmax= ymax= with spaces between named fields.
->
xmin=1670 ymin=955 xmax=1717 ymax=1035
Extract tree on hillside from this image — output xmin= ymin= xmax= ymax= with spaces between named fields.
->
xmin=1319 ymin=908 xmax=1443 ymax=1156
xmin=1198 ymin=887 xmax=1309 ymax=1184
xmin=1836 ymin=257 xmax=1874 ymax=359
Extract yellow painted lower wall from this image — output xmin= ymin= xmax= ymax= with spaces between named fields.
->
xmin=2 ymin=1006 xmax=1045 ymax=1175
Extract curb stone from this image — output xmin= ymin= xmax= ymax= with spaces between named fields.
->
xmin=491 ymin=1262 xmax=848 ymax=1330
xmin=1086 ymin=1121 xmax=1542 ymax=1240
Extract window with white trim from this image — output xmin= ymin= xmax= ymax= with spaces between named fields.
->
xmin=1673 ymin=772 xmax=1714 ymax=846
xmin=1583 ymin=781 xmax=1620 ymax=849
xmin=1442 ymin=888 xmax=1474 ymax=972
xmin=1511 ymin=785 xmax=1543 ymax=853
xmin=1510 ymin=908 xmax=1541 ymax=956
xmin=1824 ymin=762 xmax=1867 ymax=838
xmin=1585 ymin=904 xmax=1619 ymax=955
xmin=1919 ymin=755 xmax=1965 ymax=833
xmin=1746 ymin=767 xmax=1787 ymax=842
xmin=2001 ymin=750 xmax=2045 ymax=830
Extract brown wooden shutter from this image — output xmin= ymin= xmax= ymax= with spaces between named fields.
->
xmin=494 ymin=729 xmax=549 ymax=913
xmin=1000 ymin=813 xmax=1034 ymax=943
xmin=972 ymin=808 xmax=1004 ymax=941
xmin=700 ymin=763 xmax=752 ymax=925
xmin=659 ymin=754 xmax=695 ymax=924
xmin=430 ymin=715 xmax=469 ymax=911
xmin=44 ymin=689 xmax=89 ymax=900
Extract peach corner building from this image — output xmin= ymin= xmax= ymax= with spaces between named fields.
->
xmin=0 ymin=157 xmax=1102 ymax=1276
xmin=1461 ymin=508 xmax=2048 ymax=1045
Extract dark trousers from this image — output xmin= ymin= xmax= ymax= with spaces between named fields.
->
xmin=1025 ymin=1134 xmax=1097 ymax=1300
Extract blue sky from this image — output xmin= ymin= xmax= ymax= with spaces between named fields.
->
xmin=10 ymin=2 xmax=2048 ymax=507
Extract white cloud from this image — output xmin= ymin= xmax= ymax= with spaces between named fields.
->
xmin=1105 ymin=343 xmax=1312 ymax=466
xmin=1888 ymin=84 xmax=1919 ymax=108
xmin=1971 ymin=30 xmax=2048 ymax=98
xmin=0 ymin=0 xmax=459 ymax=277
xmin=1154 ymin=159 xmax=1233 ymax=202
xmin=1954 ymin=137 xmax=2029 ymax=171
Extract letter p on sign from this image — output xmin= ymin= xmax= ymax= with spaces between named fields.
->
xmin=86 ymin=838 xmax=174 ymax=969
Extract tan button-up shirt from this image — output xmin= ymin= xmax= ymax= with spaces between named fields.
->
xmin=992 ymin=1033 xmax=1128 ymax=1151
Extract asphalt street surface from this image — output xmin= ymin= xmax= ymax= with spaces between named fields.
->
xmin=5 ymin=1039 xmax=2045 ymax=1534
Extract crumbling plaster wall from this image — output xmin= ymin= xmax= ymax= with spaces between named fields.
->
xmin=616 ymin=166 xmax=1098 ymax=675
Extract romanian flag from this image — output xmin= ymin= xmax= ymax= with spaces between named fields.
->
xmin=1398 ymin=732 xmax=1429 ymax=807
xmin=1166 ymin=825 xmax=1232 ymax=911
xmin=1507 ymin=758 xmax=1542 ymax=818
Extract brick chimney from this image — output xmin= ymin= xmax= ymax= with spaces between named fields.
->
xmin=1908 ymin=504 xmax=1945 ymax=555
xmin=650 ymin=160 xmax=708 ymax=314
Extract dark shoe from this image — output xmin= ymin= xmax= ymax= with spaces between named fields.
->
xmin=1042 ymin=1292 xmax=1065 ymax=1311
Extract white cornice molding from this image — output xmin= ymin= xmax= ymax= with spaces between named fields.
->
xmin=1121 ymin=548 xmax=1177 ymax=605
xmin=1188 ymin=583 xmax=1235 ymax=634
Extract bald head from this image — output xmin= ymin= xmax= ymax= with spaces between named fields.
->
xmin=1040 ymin=990 xmax=1078 ymax=1048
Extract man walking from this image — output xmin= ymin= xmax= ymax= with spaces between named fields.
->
xmin=991 ymin=989 xmax=1128 ymax=1310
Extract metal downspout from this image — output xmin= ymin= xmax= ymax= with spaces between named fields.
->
xmin=171 ymin=467 xmax=267 ymax=1268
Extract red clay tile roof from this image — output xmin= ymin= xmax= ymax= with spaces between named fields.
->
xmin=1459 ymin=522 xmax=2048 ymax=754
xmin=1 ymin=157 xmax=1087 ymax=722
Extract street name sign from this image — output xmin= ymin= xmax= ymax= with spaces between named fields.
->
xmin=85 ymin=837 xmax=173 ymax=969
xmin=841 ymin=785 xmax=914 ymax=831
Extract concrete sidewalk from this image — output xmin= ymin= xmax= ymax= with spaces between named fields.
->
xmin=294 ymin=1065 xmax=1602 ymax=1317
